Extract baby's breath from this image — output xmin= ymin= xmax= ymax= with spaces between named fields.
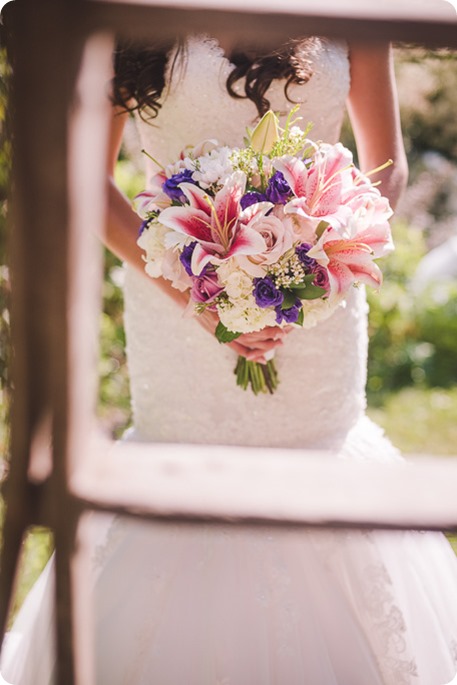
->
xmin=269 ymin=251 xmax=306 ymax=288
xmin=270 ymin=129 xmax=310 ymax=158
xmin=230 ymin=148 xmax=257 ymax=176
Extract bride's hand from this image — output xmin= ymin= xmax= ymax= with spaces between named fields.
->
xmin=231 ymin=327 xmax=293 ymax=364
xmin=199 ymin=309 xmax=293 ymax=364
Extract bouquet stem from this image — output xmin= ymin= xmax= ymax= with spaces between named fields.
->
xmin=234 ymin=356 xmax=279 ymax=395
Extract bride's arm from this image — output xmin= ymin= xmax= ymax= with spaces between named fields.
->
xmin=347 ymin=42 xmax=408 ymax=209
xmin=104 ymin=106 xmax=287 ymax=363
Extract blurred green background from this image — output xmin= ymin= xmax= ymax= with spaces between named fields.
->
xmin=1 ymin=45 xmax=457 ymax=618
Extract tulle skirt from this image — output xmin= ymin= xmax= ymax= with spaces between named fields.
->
xmin=2 ymin=418 xmax=457 ymax=685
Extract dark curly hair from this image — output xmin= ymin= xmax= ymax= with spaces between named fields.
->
xmin=111 ymin=36 xmax=320 ymax=119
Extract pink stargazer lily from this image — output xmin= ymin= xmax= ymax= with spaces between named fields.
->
xmin=274 ymin=144 xmax=355 ymax=229
xmin=132 ymin=171 xmax=171 ymax=217
xmin=159 ymin=172 xmax=268 ymax=275
xmin=308 ymin=220 xmax=394 ymax=295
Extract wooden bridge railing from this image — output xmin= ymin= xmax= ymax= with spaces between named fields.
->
xmin=1 ymin=0 xmax=456 ymax=682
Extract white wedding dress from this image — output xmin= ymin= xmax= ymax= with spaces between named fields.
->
xmin=2 ymin=35 xmax=457 ymax=685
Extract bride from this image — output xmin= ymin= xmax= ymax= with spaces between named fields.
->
xmin=2 ymin=32 xmax=457 ymax=685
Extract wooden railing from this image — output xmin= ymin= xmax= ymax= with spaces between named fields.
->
xmin=1 ymin=0 xmax=456 ymax=682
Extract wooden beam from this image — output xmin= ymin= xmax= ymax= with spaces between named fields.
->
xmin=85 ymin=0 xmax=457 ymax=47
xmin=70 ymin=437 xmax=457 ymax=532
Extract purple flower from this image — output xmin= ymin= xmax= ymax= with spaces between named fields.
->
xmin=275 ymin=299 xmax=302 ymax=324
xmin=179 ymin=242 xmax=197 ymax=276
xmin=265 ymin=171 xmax=291 ymax=204
xmin=163 ymin=170 xmax=197 ymax=203
xmin=253 ymin=277 xmax=284 ymax=308
xmin=311 ymin=264 xmax=330 ymax=292
xmin=190 ymin=272 xmax=223 ymax=307
xmin=296 ymin=242 xmax=317 ymax=271
xmin=240 ymin=191 xmax=267 ymax=211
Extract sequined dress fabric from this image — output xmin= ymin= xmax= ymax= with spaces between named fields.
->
xmin=2 ymin=36 xmax=457 ymax=685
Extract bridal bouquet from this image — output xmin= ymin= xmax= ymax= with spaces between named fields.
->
xmin=133 ymin=108 xmax=394 ymax=394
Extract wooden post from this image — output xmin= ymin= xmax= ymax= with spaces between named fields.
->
xmin=1 ymin=0 xmax=92 ymax=682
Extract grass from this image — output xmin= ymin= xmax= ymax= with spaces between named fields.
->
xmin=367 ymin=386 xmax=457 ymax=456
xmin=367 ymin=386 xmax=457 ymax=556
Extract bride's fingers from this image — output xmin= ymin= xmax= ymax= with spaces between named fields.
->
xmin=245 ymin=351 xmax=267 ymax=363
xmin=248 ymin=339 xmax=284 ymax=352
xmin=233 ymin=339 xmax=284 ymax=355
xmin=237 ymin=331 xmax=283 ymax=346
xmin=238 ymin=325 xmax=294 ymax=345
xmin=228 ymin=340 xmax=256 ymax=357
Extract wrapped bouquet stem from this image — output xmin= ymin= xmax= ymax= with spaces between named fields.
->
xmin=234 ymin=355 xmax=279 ymax=395
xmin=134 ymin=108 xmax=394 ymax=395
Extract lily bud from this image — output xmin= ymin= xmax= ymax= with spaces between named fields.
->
xmin=250 ymin=110 xmax=280 ymax=155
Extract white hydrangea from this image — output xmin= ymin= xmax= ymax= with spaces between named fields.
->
xmin=217 ymin=294 xmax=277 ymax=334
xmin=217 ymin=259 xmax=254 ymax=300
xmin=192 ymin=147 xmax=234 ymax=188
xmin=223 ymin=272 xmax=254 ymax=300
xmin=300 ymin=296 xmax=345 ymax=328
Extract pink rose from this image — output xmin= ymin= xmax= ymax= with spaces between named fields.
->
xmin=190 ymin=272 xmax=223 ymax=309
xmin=239 ymin=215 xmax=293 ymax=276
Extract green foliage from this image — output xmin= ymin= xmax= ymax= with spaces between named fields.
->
xmin=367 ymin=222 xmax=457 ymax=404
xmin=9 ymin=526 xmax=54 ymax=626
xmin=414 ymin=283 xmax=457 ymax=387
xmin=215 ymin=321 xmax=241 ymax=343
xmin=96 ymin=157 xmax=145 ymax=436
xmin=396 ymin=48 xmax=457 ymax=163
xmin=114 ymin=158 xmax=145 ymax=201
xmin=367 ymin=386 xmax=457 ymax=456
xmin=97 ymin=246 xmax=131 ymax=437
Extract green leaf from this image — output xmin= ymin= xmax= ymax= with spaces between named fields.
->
xmin=303 ymin=273 xmax=317 ymax=284
xmin=291 ymin=287 xmax=309 ymax=299
xmin=215 ymin=322 xmax=242 ymax=343
xmin=290 ymin=274 xmax=317 ymax=293
xmin=296 ymin=308 xmax=305 ymax=327
xmin=280 ymin=289 xmax=297 ymax=310
xmin=300 ymin=285 xmax=327 ymax=300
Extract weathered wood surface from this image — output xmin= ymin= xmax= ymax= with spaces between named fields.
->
xmin=87 ymin=0 xmax=457 ymax=47
xmin=0 ymin=0 xmax=75 ymax=657
xmin=1 ymin=2 xmax=107 ymax=682
xmin=94 ymin=0 xmax=456 ymax=19
xmin=71 ymin=438 xmax=457 ymax=532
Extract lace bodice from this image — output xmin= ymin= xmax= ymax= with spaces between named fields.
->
xmin=124 ymin=35 xmax=366 ymax=449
